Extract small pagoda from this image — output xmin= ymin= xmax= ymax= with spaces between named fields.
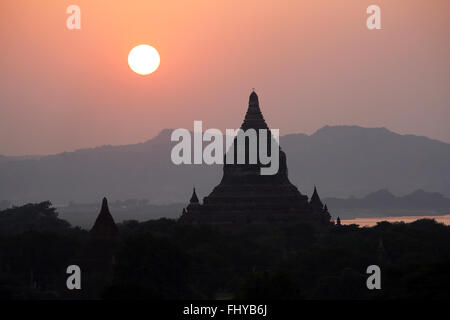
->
xmin=90 ymin=197 xmax=119 ymax=240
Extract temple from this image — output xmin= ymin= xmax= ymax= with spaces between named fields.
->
xmin=180 ymin=91 xmax=331 ymax=227
xmin=77 ymin=197 xmax=119 ymax=298
xmin=90 ymin=197 xmax=119 ymax=240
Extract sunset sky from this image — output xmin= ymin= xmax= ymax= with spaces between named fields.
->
xmin=1 ymin=0 xmax=449 ymax=155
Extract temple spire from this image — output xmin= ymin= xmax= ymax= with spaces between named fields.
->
xmin=101 ymin=197 xmax=108 ymax=212
xmin=249 ymin=90 xmax=259 ymax=105
xmin=310 ymin=186 xmax=324 ymax=212
xmin=241 ymin=90 xmax=268 ymax=130
xmin=190 ymin=187 xmax=199 ymax=204
xmin=90 ymin=197 xmax=119 ymax=239
xmin=184 ymin=187 xmax=200 ymax=215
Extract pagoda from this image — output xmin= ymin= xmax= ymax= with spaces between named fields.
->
xmin=76 ymin=197 xmax=120 ymax=298
xmin=180 ymin=91 xmax=331 ymax=226
xmin=90 ymin=197 xmax=119 ymax=240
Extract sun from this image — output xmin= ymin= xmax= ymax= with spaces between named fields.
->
xmin=128 ymin=45 xmax=160 ymax=75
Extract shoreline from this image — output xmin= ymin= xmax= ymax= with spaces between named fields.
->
xmin=342 ymin=214 xmax=450 ymax=227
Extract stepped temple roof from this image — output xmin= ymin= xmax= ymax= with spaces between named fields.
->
xmin=180 ymin=91 xmax=331 ymax=226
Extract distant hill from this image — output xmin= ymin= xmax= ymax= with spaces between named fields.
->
xmin=0 ymin=125 xmax=449 ymax=206
xmin=0 ymin=154 xmax=41 ymax=163
xmin=324 ymin=189 xmax=450 ymax=219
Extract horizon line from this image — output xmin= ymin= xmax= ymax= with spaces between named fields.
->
xmin=1 ymin=124 xmax=448 ymax=158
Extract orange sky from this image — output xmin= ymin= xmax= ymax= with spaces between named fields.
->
xmin=1 ymin=0 xmax=449 ymax=155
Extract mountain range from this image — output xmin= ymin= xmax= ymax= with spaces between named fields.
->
xmin=0 ymin=125 xmax=449 ymax=206
xmin=324 ymin=188 xmax=450 ymax=219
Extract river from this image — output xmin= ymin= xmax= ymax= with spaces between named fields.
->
xmin=341 ymin=214 xmax=450 ymax=227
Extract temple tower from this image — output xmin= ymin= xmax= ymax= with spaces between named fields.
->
xmin=78 ymin=197 xmax=120 ymax=298
xmin=180 ymin=91 xmax=331 ymax=226
xmin=90 ymin=197 xmax=119 ymax=240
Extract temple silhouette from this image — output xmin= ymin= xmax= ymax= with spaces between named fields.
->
xmin=77 ymin=197 xmax=120 ymax=298
xmin=180 ymin=91 xmax=331 ymax=226
xmin=90 ymin=197 xmax=119 ymax=240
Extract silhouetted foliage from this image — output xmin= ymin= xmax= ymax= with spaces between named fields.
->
xmin=236 ymin=270 xmax=303 ymax=299
xmin=0 ymin=201 xmax=70 ymax=235
xmin=0 ymin=212 xmax=449 ymax=299
xmin=103 ymin=233 xmax=191 ymax=299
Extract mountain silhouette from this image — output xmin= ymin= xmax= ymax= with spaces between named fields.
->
xmin=325 ymin=188 xmax=450 ymax=219
xmin=0 ymin=125 xmax=449 ymax=205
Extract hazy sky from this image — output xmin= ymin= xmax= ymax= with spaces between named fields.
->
xmin=1 ymin=0 xmax=449 ymax=155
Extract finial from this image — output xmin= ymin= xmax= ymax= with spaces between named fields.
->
xmin=249 ymin=90 xmax=259 ymax=104
xmin=313 ymin=186 xmax=318 ymax=195
xmin=101 ymin=197 xmax=109 ymax=210
xmin=190 ymin=187 xmax=199 ymax=203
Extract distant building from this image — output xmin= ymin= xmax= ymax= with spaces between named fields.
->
xmin=77 ymin=197 xmax=119 ymax=298
xmin=180 ymin=91 xmax=331 ymax=227
xmin=90 ymin=197 xmax=119 ymax=240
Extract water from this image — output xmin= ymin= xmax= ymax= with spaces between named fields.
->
xmin=341 ymin=214 xmax=450 ymax=227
